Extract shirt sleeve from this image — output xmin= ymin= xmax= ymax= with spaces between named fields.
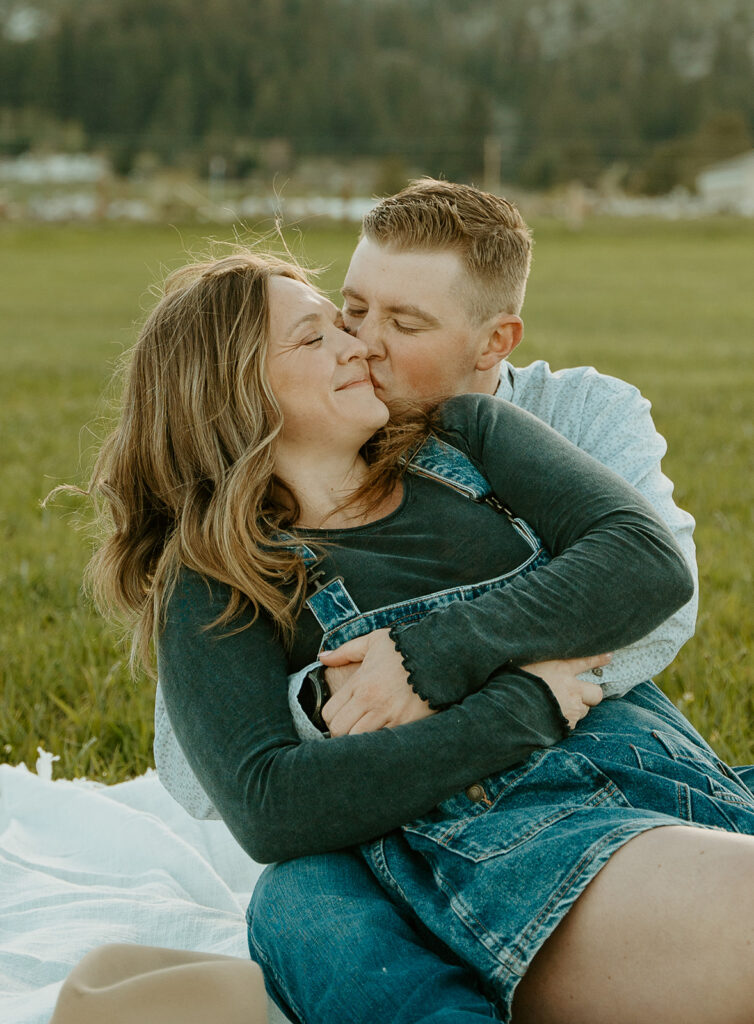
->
xmin=502 ymin=362 xmax=698 ymax=694
xmin=390 ymin=393 xmax=695 ymax=709
xmin=565 ymin=369 xmax=698 ymax=694
xmin=158 ymin=568 xmax=569 ymax=864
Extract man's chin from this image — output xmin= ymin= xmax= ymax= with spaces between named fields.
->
xmin=370 ymin=380 xmax=392 ymax=404
xmin=370 ymin=377 xmax=433 ymax=414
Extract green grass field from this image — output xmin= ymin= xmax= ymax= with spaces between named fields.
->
xmin=1 ymin=217 xmax=752 ymax=782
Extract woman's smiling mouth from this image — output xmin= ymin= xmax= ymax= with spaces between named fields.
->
xmin=335 ymin=377 xmax=373 ymax=391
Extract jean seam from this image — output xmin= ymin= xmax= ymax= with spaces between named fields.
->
xmin=509 ymin=816 xmax=672 ymax=972
xmin=364 ymin=837 xmax=415 ymax=907
xmin=247 ymin=927 xmax=305 ymax=1024
xmin=420 ymin=778 xmax=624 ymax=862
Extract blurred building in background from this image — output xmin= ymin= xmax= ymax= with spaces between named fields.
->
xmin=1 ymin=0 xmax=753 ymax=221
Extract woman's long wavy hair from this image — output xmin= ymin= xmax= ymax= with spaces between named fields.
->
xmin=69 ymin=249 xmax=432 ymax=676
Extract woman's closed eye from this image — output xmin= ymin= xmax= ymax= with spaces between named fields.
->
xmin=392 ymin=320 xmax=419 ymax=335
xmin=301 ymin=335 xmax=324 ymax=347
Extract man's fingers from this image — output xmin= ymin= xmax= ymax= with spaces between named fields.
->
xmin=574 ymin=652 xmax=612 ymax=673
xmin=581 ymin=682 xmax=604 ymax=707
xmin=318 ymin=636 xmax=368 ymax=666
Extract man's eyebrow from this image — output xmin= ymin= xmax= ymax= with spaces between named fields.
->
xmin=341 ymin=287 xmax=439 ymax=326
xmin=386 ymin=302 xmax=440 ymax=326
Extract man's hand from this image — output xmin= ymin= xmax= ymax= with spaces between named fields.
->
xmin=521 ymin=653 xmax=609 ymax=730
xmin=318 ymin=629 xmax=436 ymax=736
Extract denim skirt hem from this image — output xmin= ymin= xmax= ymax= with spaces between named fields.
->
xmin=492 ymin=817 xmax=702 ymax=1020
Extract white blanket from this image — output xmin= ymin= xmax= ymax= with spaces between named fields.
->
xmin=0 ymin=755 xmax=290 ymax=1024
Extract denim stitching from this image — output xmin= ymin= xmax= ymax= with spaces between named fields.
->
xmin=247 ymin=928 xmax=307 ymax=1024
xmin=319 ymin=547 xmax=550 ymax=650
xmin=363 ymin=837 xmax=415 ymax=907
xmin=503 ymin=820 xmax=679 ymax=981
xmin=405 ymin=772 xmax=625 ymax=862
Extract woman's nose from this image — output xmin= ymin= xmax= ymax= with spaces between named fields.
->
xmin=337 ymin=329 xmax=369 ymax=362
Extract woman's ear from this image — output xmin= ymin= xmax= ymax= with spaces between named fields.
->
xmin=475 ymin=315 xmax=524 ymax=372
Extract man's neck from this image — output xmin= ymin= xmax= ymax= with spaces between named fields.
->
xmin=471 ymin=364 xmax=505 ymax=397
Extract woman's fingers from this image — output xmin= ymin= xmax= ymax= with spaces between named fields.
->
xmin=318 ymin=635 xmax=369 ymax=666
xmin=322 ymin=663 xmax=358 ymax=694
xmin=520 ymin=656 xmax=609 ymax=729
xmin=346 ymin=711 xmax=386 ymax=736
xmin=326 ymin=701 xmax=385 ymax=737
xmin=320 ymin=685 xmax=353 ymax=727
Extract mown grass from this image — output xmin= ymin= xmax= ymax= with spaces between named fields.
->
xmin=1 ymin=217 xmax=752 ymax=781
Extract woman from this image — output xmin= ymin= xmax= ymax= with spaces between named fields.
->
xmin=84 ymin=249 xmax=754 ymax=1023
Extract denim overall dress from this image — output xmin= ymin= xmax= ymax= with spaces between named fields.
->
xmin=287 ymin=437 xmax=754 ymax=1021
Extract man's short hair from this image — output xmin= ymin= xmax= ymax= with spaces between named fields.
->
xmin=361 ymin=178 xmax=532 ymax=322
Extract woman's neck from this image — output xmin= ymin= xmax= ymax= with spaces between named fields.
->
xmin=274 ymin=446 xmax=381 ymax=529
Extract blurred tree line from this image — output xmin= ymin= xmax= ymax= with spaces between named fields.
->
xmin=1 ymin=0 xmax=753 ymax=192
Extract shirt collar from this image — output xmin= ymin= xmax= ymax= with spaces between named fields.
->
xmin=494 ymin=361 xmax=515 ymax=401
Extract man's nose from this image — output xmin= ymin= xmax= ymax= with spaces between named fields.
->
xmin=355 ymin=315 xmax=386 ymax=360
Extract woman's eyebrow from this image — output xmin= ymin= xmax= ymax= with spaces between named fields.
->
xmin=288 ymin=311 xmax=321 ymax=337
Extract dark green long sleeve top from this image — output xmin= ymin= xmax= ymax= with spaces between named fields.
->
xmin=158 ymin=394 xmax=694 ymax=863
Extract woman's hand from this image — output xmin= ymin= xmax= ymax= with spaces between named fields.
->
xmin=521 ymin=653 xmax=609 ymax=730
xmin=318 ymin=629 xmax=436 ymax=736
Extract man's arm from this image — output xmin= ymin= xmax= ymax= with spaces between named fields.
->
xmin=503 ymin=361 xmax=697 ymax=695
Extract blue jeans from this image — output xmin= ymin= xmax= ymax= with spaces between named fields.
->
xmin=247 ymin=848 xmax=501 ymax=1023
xmin=247 ymin=685 xmax=754 ymax=1024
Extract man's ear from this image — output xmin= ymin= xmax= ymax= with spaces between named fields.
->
xmin=475 ymin=315 xmax=524 ymax=372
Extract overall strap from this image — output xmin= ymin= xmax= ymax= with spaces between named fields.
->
xmin=275 ymin=533 xmax=361 ymax=632
xmin=405 ymin=435 xmax=541 ymax=551
xmin=404 ymin=435 xmax=495 ymax=502
xmin=306 ymin=577 xmax=361 ymax=632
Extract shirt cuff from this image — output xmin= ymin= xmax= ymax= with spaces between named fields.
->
xmin=288 ymin=662 xmax=328 ymax=741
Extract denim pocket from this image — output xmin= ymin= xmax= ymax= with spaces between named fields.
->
xmin=650 ymin=728 xmax=714 ymax=766
xmin=402 ymin=748 xmax=623 ymax=863
xmin=705 ymin=774 xmax=754 ymax=809
xmin=634 ymin=731 xmax=754 ymax=816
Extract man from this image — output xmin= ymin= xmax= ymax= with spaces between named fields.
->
xmin=155 ymin=180 xmax=702 ymax=1020
xmin=314 ymin=181 xmax=697 ymax=724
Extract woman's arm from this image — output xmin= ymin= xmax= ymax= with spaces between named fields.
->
xmin=158 ymin=569 xmax=568 ymax=864
xmin=385 ymin=393 xmax=694 ymax=709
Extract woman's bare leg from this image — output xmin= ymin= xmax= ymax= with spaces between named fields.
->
xmin=512 ymin=826 xmax=754 ymax=1024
